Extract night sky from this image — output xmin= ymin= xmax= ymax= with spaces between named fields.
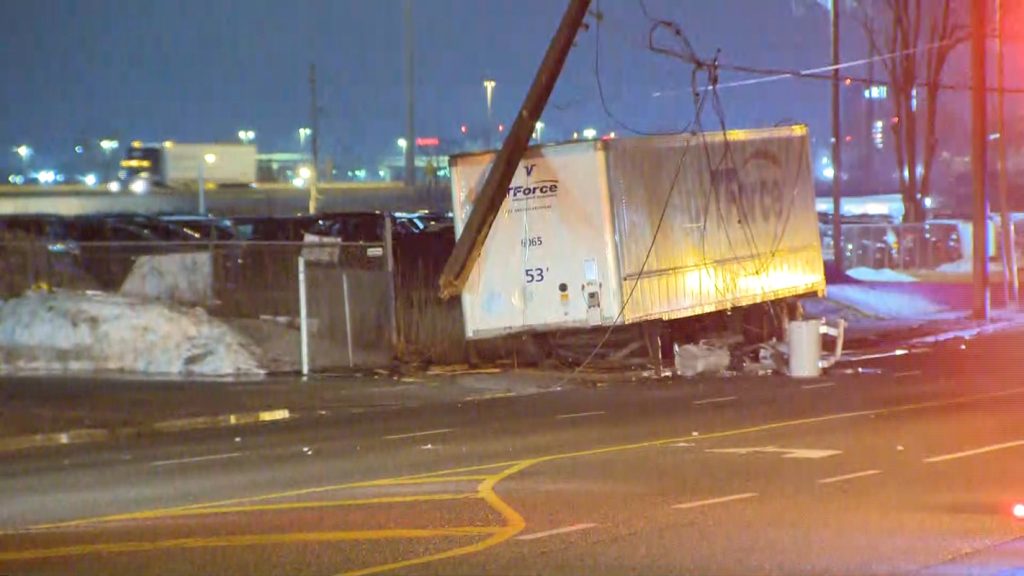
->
xmin=1 ymin=0 xmax=993 ymax=172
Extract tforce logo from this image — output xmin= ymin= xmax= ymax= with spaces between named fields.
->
xmin=508 ymin=163 xmax=559 ymax=201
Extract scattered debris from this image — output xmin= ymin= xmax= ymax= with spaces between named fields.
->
xmin=673 ymin=342 xmax=730 ymax=377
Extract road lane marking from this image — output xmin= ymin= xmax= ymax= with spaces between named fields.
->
xmin=923 ymin=439 xmax=1024 ymax=463
xmin=706 ymin=446 xmax=842 ymax=459
xmin=673 ymin=492 xmax=758 ymax=510
xmin=384 ymin=428 xmax=454 ymax=440
xmin=555 ymin=411 xmax=606 ymax=419
xmin=896 ymin=371 xmax=922 ymax=377
xmin=515 ymin=523 xmax=597 ymax=540
xmin=801 ymin=381 xmax=836 ymax=390
xmin=817 ymin=469 xmax=882 ymax=484
xmin=692 ymin=396 xmax=737 ymax=405
xmin=0 ymin=527 xmax=503 ymax=562
xmin=150 ymin=452 xmax=242 ymax=467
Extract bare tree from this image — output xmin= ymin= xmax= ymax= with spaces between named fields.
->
xmin=858 ymin=0 xmax=966 ymax=223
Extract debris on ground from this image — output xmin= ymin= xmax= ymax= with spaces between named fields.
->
xmin=673 ymin=342 xmax=731 ymax=377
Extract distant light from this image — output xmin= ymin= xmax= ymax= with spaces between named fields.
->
xmin=107 ymin=181 xmax=122 ymax=193
xmin=989 ymin=133 xmax=1001 ymax=141
xmin=99 ymin=139 xmax=119 ymax=152
xmin=292 ymin=177 xmax=306 ymax=188
xmin=822 ymin=166 xmax=836 ymax=180
xmin=498 ymin=124 xmax=505 ymax=132
xmin=844 ymin=78 xmax=853 ymax=86
xmin=163 ymin=140 xmax=175 ymax=149
xmin=129 ymin=179 xmax=148 ymax=194
xmin=74 ymin=145 xmax=84 ymax=154
xmin=396 ymin=137 xmax=408 ymax=150
xmin=1014 ymin=503 xmax=1024 ymax=519
xmin=8 ymin=174 xmax=25 ymax=185
xmin=415 ymin=136 xmax=440 ymax=147
xmin=14 ymin=145 xmax=32 ymax=159
xmin=582 ymin=128 xmax=598 ymax=140
xmin=298 ymin=166 xmax=312 ymax=179
xmin=37 ymin=170 xmax=56 ymax=184
xmin=131 ymin=140 xmax=143 ymax=149
xmin=924 ymin=196 xmax=934 ymax=209
xmin=378 ymin=169 xmax=387 ymax=179
xmin=572 ymin=131 xmax=579 ymax=140
xmin=83 ymin=173 xmax=98 ymax=187
xmin=460 ymin=124 xmax=468 ymax=134
xmin=204 ymin=153 xmax=217 ymax=164
xmin=238 ymin=130 xmax=255 ymax=143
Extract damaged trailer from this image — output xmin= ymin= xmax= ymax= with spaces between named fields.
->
xmin=449 ymin=125 xmax=826 ymax=364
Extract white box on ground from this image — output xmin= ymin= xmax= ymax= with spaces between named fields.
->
xmin=450 ymin=126 xmax=826 ymax=340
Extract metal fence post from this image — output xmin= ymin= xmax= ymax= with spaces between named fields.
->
xmin=298 ymin=256 xmax=310 ymax=377
xmin=342 ymin=271 xmax=354 ymax=368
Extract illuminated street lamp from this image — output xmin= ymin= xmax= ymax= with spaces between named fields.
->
xmin=397 ymin=137 xmax=408 ymax=151
xmin=238 ymin=130 xmax=255 ymax=144
xmin=483 ymin=79 xmax=496 ymax=118
xmin=13 ymin=145 xmax=32 ymax=164
xmin=533 ymin=121 xmax=545 ymax=143
xmin=99 ymin=139 xmax=119 ymax=153
xmin=582 ymin=128 xmax=598 ymax=140
xmin=197 ymin=153 xmax=216 ymax=214
xmin=298 ymin=127 xmax=312 ymax=148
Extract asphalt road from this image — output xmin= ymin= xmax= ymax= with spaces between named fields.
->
xmin=1 ymin=331 xmax=1023 ymax=575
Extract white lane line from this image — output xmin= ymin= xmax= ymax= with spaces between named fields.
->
xmin=383 ymin=428 xmax=455 ymax=440
xmin=817 ymin=469 xmax=882 ymax=484
xmin=515 ymin=523 xmax=598 ymax=540
xmin=672 ymin=492 xmax=758 ymax=510
xmin=895 ymin=370 xmax=922 ymax=377
xmin=150 ymin=452 xmax=243 ymax=467
xmin=923 ymin=440 xmax=1024 ymax=463
xmin=555 ymin=411 xmax=606 ymax=420
xmin=801 ymin=381 xmax=836 ymax=390
xmin=692 ymin=396 xmax=737 ymax=405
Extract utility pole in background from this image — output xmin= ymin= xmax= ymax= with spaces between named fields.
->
xmin=831 ymin=0 xmax=843 ymax=269
xmin=971 ymin=0 xmax=990 ymax=320
xmin=309 ymin=62 xmax=320 ymax=215
xmin=996 ymin=0 xmax=1018 ymax=305
xmin=404 ymin=0 xmax=416 ymax=188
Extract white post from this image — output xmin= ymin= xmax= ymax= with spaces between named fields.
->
xmin=298 ymin=256 xmax=310 ymax=376
xmin=342 ymin=271 xmax=354 ymax=367
xmin=197 ymin=161 xmax=206 ymax=215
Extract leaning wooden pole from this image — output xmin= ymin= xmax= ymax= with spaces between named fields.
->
xmin=438 ymin=0 xmax=592 ymax=299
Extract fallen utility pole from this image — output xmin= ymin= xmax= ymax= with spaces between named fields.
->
xmin=438 ymin=0 xmax=592 ymax=299
xmin=970 ymin=0 xmax=989 ymax=320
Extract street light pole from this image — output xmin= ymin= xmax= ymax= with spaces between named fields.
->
xmin=996 ymin=0 xmax=1018 ymax=305
xmin=198 ymin=153 xmax=216 ymax=215
xmin=404 ymin=0 xmax=416 ymax=187
xmin=484 ymin=79 xmax=496 ymax=146
xmin=830 ymin=1 xmax=843 ymax=270
xmin=971 ymin=0 xmax=990 ymax=320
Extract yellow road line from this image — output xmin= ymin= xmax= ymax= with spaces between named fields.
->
xmin=0 ymin=527 xmax=502 ymax=562
xmin=337 ymin=461 xmax=531 ymax=576
xmin=28 ymin=493 xmax=481 ymax=529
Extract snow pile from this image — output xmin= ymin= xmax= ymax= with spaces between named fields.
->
xmin=824 ymin=284 xmax=946 ymax=319
xmin=845 ymin=267 xmax=918 ymax=283
xmin=0 ymin=291 xmax=262 ymax=375
xmin=120 ymin=252 xmax=213 ymax=305
xmin=935 ymin=259 xmax=972 ymax=273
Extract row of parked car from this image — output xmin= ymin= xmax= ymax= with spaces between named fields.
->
xmin=0 ymin=211 xmax=453 ymax=298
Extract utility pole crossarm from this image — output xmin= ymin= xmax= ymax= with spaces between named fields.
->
xmin=438 ymin=0 xmax=592 ymax=299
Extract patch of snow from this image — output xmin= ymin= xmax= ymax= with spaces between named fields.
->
xmin=0 ymin=291 xmax=262 ymax=376
xmin=120 ymin=252 xmax=213 ymax=305
xmin=935 ymin=259 xmax=973 ymax=273
xmin=825 ymin=284 xmax=946 ymax=319
xmin=845 ymin=267 xmax=918 ymax=283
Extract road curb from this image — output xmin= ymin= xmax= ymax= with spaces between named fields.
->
xmin=0 ymin=408 xmax=293 ymax=455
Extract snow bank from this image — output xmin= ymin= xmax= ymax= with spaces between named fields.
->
xmin=935 ymin=259 xmax=972 ymax=273
xmin=825 ymin=284 xmax=946 ymax=319
xmin=120 ymin=252 xmax=213 ymax=305
xmin=0 ymin=291 xmax=262 ymax=376
xmin=845 ymin=267 xmax=918 ymax=283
